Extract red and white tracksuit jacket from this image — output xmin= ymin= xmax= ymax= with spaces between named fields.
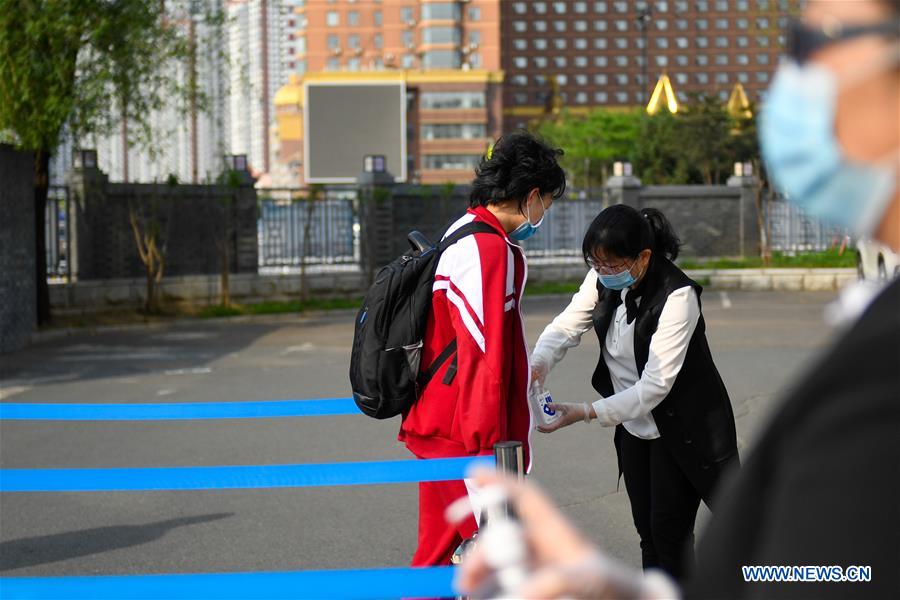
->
xmin=399 ymin=206 xmax=533 ymax=566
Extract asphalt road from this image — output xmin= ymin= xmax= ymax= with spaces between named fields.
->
xmin=0 ymin=290 xmax=839 ymax=578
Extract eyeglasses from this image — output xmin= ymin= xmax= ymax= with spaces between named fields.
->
xmin=587 ymin=257 xmax=633 ymax=274
xmin=786 ymin=18 xmax=899 ymax=64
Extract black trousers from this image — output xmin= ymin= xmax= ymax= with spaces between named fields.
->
xmin=620 ymin=427 xmax=701 ymax=581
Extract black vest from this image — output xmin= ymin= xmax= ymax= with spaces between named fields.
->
xmin=592 ymin=256 xmax=739 ymax=503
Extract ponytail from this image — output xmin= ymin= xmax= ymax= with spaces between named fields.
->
xmin=582 ymin=205 xmax=681 ymax=263
xmin=639 ymin=208 xmax=681 ymax=261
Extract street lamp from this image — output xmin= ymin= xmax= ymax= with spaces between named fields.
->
xmin=635 ymin=7 xmax=653 ymax=105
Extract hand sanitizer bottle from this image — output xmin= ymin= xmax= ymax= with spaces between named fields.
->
xmin=530 ymin=381 xmax=561 ymax=427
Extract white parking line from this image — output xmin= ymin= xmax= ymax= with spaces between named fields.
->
xmin=719 ymin=291 xmax=733 ymax=309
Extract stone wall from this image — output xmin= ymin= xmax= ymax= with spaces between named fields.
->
xmin=66 ymin=166 xmax=258 ymax=281
xmin=0 ymin=144 xmax=36 ymax=352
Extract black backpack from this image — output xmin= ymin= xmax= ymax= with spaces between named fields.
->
xmin=349 ymin=221 xmax=499 ymax=419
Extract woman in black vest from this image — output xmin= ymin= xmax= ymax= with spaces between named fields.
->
xmin=530 ymin=204 xmax=739 ymax=580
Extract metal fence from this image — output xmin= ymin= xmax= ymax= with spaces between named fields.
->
xmin=257 ymin=188 xmax=359 ymax=271
xmin=763 ymin=198 xmax=847 ymax=253
xmin=519 ymin=190 xmax=606 ymax=259
xmin=45 ymin=185 xmax=70 ymax=281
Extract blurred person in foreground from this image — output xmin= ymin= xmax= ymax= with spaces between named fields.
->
xmin=458 ymin=0 xmax=899 ymax=597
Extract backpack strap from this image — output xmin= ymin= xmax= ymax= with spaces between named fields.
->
xmin=438 ymin=220 xmax=499 ymax=252
xmin=417 ymin=339 xmax=457 ymax=391
xmin=417 ymin=220 xmax=501 ymax=393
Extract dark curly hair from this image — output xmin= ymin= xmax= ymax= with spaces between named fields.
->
xmin=582 ymin=205 xmax=682 ymax=262
xmin=469 ymin=130 xmax=566 ymax=211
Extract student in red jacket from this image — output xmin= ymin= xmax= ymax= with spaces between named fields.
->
xmin=399 ymin=131 xmax=566 ymax=566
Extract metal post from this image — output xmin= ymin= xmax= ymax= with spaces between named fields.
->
xmin=493 ymin=441 xmax=524 ymax=481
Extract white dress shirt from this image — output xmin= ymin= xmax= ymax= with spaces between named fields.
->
xmin=531 ymin=269 xmax=700 ymax=439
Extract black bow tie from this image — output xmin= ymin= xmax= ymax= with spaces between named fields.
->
xmin=624 ymin=290 xmax=641 ymax=324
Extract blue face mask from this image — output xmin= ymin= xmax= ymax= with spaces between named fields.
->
xmin=510 ymin=193 xmax=547 ymax=241
xmin=760 ymin=60 xmax=898 ymax=237
xmin=598 ymin=268 xmax=636 ymax=291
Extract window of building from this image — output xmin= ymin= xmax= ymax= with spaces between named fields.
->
xmin=696 ymin=18 xmax=708 ymax=29
xmin=675 ymin=36 xmax=688 ymax=48
xmin=657 ymin=19 xmax=668 ymax=30
xmin=423 ymin=27 xmax=460 ymax=44
xmin=534 ymin=20 xmax=548 ymax=31
xmin=534 ymin=2 xmax=547 ymax=13
xmin=422 ymin=50 xmax=461 ymax=68
xmin=615 ymin=19 xmax=628 ymax=31
xmin=674 ymin=0 xmax=688 ymax=10
xmin=636 ymin=37 xmax=646 ymax=49
xmin=575 ymin=2 xmax=588 ymax=13
xmin=756 ymin=17 xmax=769 ymax=29
xmin=735 ymin=17 xmax=749 ymax=29
xmin=534 ymin=38 xmax=548 ymax=49
xmin=513 ymin=39 xmax=527 ymax=50
xmin=575 ymin=91 xmax=588 ymax=104
xmin=716 ymin=36 xmax=728 ymax=47
xmin=594 ymin=55 xmax=608 ymax=66
xmin=514 ymin=92 xmax=528 ymax=105
xmin=326 ymin=57 xmax=339 ymax=70
xmin=554 ymin=20 xmax=568 ymax=32
xmin=514 ymin=57 xmax=528 ymax=69
xmin=348 ymin=34 xmax=360 ymax=49
xmin=756 ymin=53 xmax=770 ymax=64
xmin=736 ymin=53 xmax=749 ymax=65
xmin=513 ymin=20 xmax=527 ymax=32
xmin=615 ymin=37 xmax=628 ymax=49
xmin=756 ymin=35 xmax=770 ymax=47
xmin=348 ymin=57 xmax=360 ymax=71
xmin=327 ymin=34 xmax=340 ymax=49
xmin=556 ymin=74 xmax=568 ymax=85
xmin=695 ymin=54 xmax=709 ymax=65
xmin=615 ymin=55 xmax=628 ymax=67
xmin=535 ymin=74 xmax=548 ymax=86
xmin=297 ymin=36 xmax=306 ymax=53
xmin=554 ymin=56 xmax=568 ymax=68
xmin=421 ymin=124 xmax=487 ymax=140
xmin=401 ymin=6 xmax=414 ymax=21
xmin=695 ymin=0 xmax=709 ymax=9
xmin=715 ymin=0 xmax=728 ymax=9
xmin=513 ymin=2 xmax=527 ymax=14
xmin=736 ymin=0 xmax=749 ymax=8
xmin=401 ymin=54 xmax=415 ymax=68
xmin=695 ymin=72 xmax=709 ymax=84
xmin=594 ymin=37 xmax=608 ymax=48
xmin=374 ymin=10 xmax=382 ymax=25
xmin=595 ymin=91 xmax=609 ymax=103
xmin=756 ymin=71 xmax=769 ymax=83
xmin=594 ymin=19 xmax=608 ymax=31
xmin=575 ymin=38 xmax=588 ymax=49
xmin=715 ymin=18 xmax=728 ymax=29
xmin=736 ymin=35 xmax=749 ymax=47
xmin=615 ymin=91 xmax=628 ymax=103
xmin=756 ymin=0 xmax=769 ymax=8
xmin=675 ymin=73 xmax=688 ymax=84
xmin=675 ymin=18 xmax=688 ymax=30
xmin=696 ymin=36 xmax=708 ymax=48
xmin=534 ymin=56 xmax=548 ymax=68
xmin=655 ymin=55 xmax=668 ymax=66
xmin=402 ymin=30 xmax=414 ymax=46
xmin=469 ymin=52 xmax=481 ymax=67
xmin=553 ymin=1 xmax=567 ymax=13
xmin=616 ymin=73 xmax=628 ymax=85
xmin=326 ymin=11 xmax=340 ymax=26
xmin=575 ymin=56 xmax=588 ymax=67
xmin=421 ymin=3 xmax=459 ymax=20
xmin=423 ymin=155 xmax=482 ymax=170
xmin=468 ymin=7 xmax=480 ymax=20
xmin=575 ymin=20 xmax=588 ymax=31
xmin=656 ymin=0 xmax=669 ymax=10
xmin=374 ymin=33 xmax=383 ymax=49
xmin=575 ymin=74 xmax=588 ymax=85
xmin=655 ymin=37 xmax=669 ymax=48
xmin=614 ymin=1 xmax=628 ymax=12
xmin=554 ymin=38 xmax=567 ymax=49
xmin=737 ymin=72 xmax=748 ymax=83
xmin=716 ymin=72 xmax=728 ymax=84
xmin=594 ymin=1 xmax=608 ymax=12
xmin=715 ymin=54 xmax=728 ymax=65
xmin=676 ymin=54 xmax=689 ymax=66
xmin=348 ymin=11 xmax=359 ymax=25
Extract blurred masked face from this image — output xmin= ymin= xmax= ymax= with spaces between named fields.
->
xmin=760 ymin=0 xmax=900 ymax=248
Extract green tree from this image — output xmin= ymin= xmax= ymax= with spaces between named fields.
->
xmin=674 ymin=94 xmax=734 ymax=185
xmin=0 ymin=0 xmax=216 ymax=324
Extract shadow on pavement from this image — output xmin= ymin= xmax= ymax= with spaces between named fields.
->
xmin=0 ymin=512 xmax=233 ymax=571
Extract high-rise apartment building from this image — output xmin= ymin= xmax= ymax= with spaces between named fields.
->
xmin=285 ymin=0 xmax=504 ymax=184
xmin=501 ymin=0 xmax=798 ymax=131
